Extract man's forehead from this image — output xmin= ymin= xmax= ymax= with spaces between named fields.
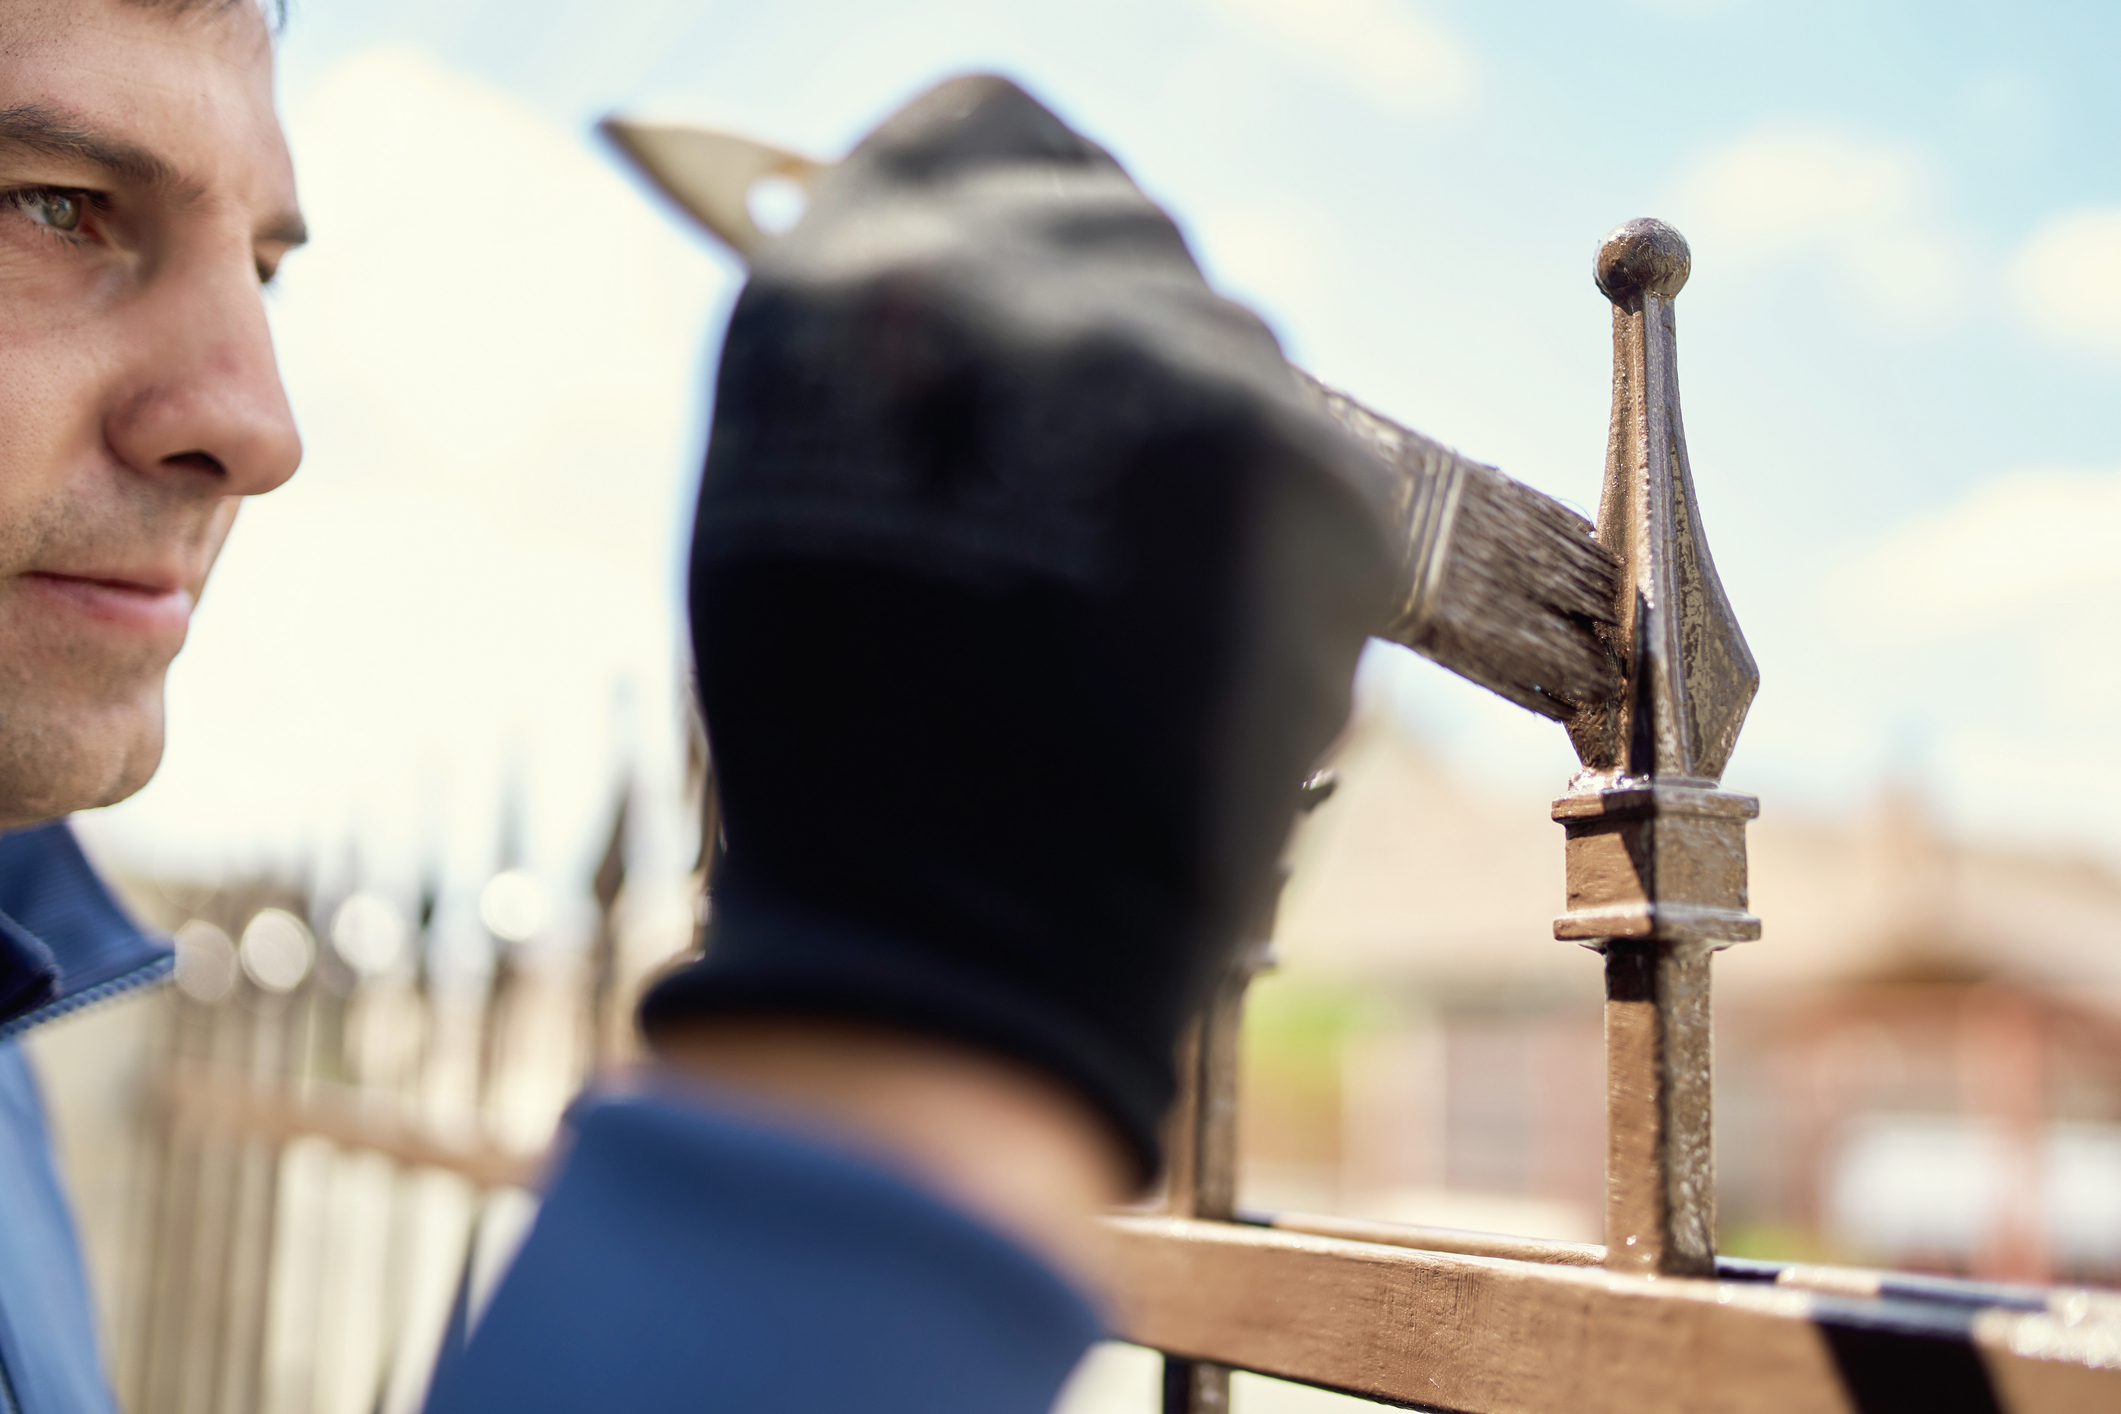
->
xmin=0 ymin=0 xmax=294 ymax=227
xmin=0 ymin=0 xmax=269 ymax=38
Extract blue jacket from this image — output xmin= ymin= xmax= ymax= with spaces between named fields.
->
xmin=0 ymin=821 xmax=171 ymax=1414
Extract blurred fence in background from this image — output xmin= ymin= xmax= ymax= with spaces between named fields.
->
xmin=59 ymin=799 xmax=698 ymax=1414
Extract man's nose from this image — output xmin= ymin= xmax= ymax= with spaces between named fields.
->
xmin=103 ymin=250 xmax=303 ymax=498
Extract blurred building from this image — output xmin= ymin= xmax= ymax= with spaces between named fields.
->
xmin=1246 ymin=709 xmax=2121 ymax=1283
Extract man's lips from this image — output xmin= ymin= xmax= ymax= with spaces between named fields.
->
xmin=18 ymin=570 xmax=196 ymax=639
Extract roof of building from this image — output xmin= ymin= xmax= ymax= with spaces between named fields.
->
xmin=1270 ymin=710 xmax=2121 ymax=1007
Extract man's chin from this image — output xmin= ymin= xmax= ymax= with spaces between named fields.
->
xmin=0 ymin=700 xmax=166 ymax=831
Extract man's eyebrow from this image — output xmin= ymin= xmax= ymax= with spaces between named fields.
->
xmin=0 ymin=101 xmax=303 ymax=250
xmin=0 ymin=102 xmax=188 ymax=193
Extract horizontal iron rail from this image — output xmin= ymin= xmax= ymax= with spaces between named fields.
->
xmin=1239 ymin=1210 xmax=1605 ymax=1268
xmin=1104 ymin=1215 xmax=2121 ymax=1414
xmin=165 ymin=1067 xmax=2121 ymax=1411
xmin=1242 ymin=1209 xmax=2087 ymax=1311
xmin=161 ymin=1067 xmax=541 ymax=1190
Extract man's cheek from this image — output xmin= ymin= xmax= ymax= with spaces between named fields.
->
xmin=0 ymin=242 xmax=111 ymax=323
xmin=196 ymin=498 xmax=242 ymax=596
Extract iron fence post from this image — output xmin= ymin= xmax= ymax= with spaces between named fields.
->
xmin=1556 ymin=219 xmax=1760 ymax=1278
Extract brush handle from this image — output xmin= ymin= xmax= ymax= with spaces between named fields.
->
xmin=603 ymin=121 xmax=822 ymax=261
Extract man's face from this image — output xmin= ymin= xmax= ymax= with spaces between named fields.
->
xmin=0 ymin=0 xmax=301 ymax=829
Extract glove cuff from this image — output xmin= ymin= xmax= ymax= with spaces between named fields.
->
xmin=640 ymin=875 xmax=1173 ymax=1187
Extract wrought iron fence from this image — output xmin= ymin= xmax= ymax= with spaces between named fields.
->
xmin=104 ymin=799 xmax=689 ymax=1414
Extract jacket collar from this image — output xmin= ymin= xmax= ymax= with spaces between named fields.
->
xmin=0 ymin=820 xmax=171 ymax=1040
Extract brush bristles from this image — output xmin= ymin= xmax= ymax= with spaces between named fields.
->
xmin=1298 ymin=373 xmax=1620 ymax=719
xmin=1411 ymin=461 xmax=1619 ymax=718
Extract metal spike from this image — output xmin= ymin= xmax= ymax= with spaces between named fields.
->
xmin=1553 ymin=219 xmax=1762 ymax=1279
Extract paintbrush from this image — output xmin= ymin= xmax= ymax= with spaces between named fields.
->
xmin=601 ymin=118 xmax=1621 ymax=720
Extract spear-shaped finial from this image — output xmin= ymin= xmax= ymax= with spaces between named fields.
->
xmin=1554 ymin=219 xmax=1762 ymax=1279
xmin=1571 ymin=218 xmax=1757 ymax=784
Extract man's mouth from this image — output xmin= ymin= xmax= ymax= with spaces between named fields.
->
xmin=18 ymin=570 xmax=197 ymax=640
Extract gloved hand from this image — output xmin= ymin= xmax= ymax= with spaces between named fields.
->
xmin=640 ymin=74 xmax=1398 ymax=1184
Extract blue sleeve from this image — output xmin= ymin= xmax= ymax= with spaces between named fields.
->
xmin=423 ymin=1092 xmax=1104 ymax=1414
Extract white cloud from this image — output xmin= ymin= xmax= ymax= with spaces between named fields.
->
xmin=1829 ymin=466 xmax=2121 ymax=642
xmin=1199 ymin=0 xmax=1477 ymax=116
xmin=1817 ymin=465 xmax=2121 ymax=857
xmin=1669 ymin=124 xmax=1971 ymax=331
xmin=2007 ymin=208 xmax=2121 ymax=360
xmin=85 ymin=48 xmax=729 ymax=905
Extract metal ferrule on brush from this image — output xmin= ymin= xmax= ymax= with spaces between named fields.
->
xmin=1385 ymin=445 xmax=1466 ymax=646
xmin=1301 ymin=372 xmax=1619 ymax=718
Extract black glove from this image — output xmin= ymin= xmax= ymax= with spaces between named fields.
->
xmin=640 ymin=75 xmax=1397 ymax=1184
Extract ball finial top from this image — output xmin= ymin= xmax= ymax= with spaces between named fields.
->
xmin=1595 ymin=218 xmax=1691 ymax=304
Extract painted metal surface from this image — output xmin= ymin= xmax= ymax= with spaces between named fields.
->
xmin=1553 ymin=219 xmax=1761 ymax=1279
xmin=1106 ymin=1215 xmax=2121 ymax=1414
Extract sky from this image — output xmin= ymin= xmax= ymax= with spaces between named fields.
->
xmin=81 ymin=0 xmax=2121 ymax=941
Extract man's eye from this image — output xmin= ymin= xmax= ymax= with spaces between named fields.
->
xmin=12 ymin=188 xmax=87 ymax=234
